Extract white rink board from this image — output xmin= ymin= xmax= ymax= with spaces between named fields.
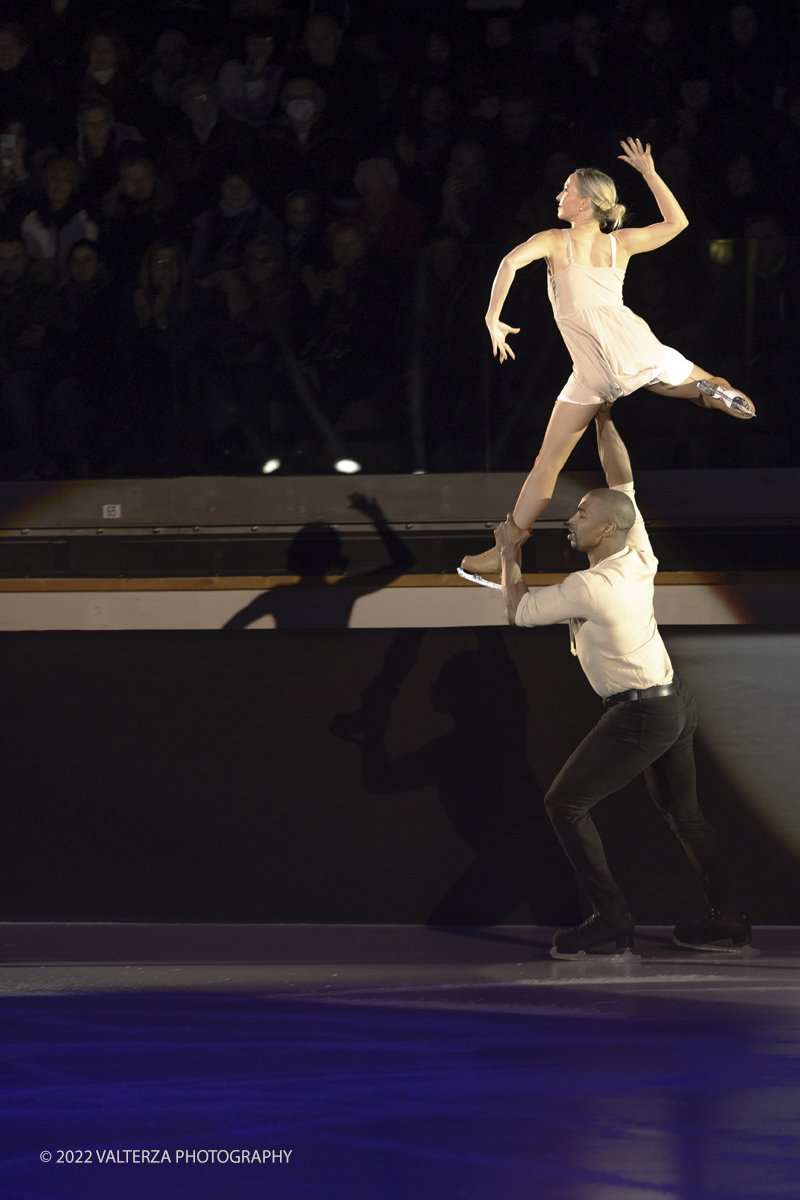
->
xmin=0 ymin=583 xmax=791 ymax=630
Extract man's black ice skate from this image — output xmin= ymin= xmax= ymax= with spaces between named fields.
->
xmin=696 ymin=379 xmax=755 ymax=417
xmin=551 ymin=911 xmax=636 ymax=959
xmin=673 ymin=904 xmax=753 ymax=952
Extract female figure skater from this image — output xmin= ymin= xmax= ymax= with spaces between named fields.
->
xmin=461 ymin=137 xmax=754 ymax=578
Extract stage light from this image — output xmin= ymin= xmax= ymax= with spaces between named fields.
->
xmin=262 ymin=458 xmax=281 ymax=474
xmin=412 ymin=469 xmax=426 ymax=475
xmin=333 ymin=458 xmax=362 ymax=474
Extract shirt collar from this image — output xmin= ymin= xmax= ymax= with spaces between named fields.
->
xmin=590 ymin=546 xmax=630 ymax=570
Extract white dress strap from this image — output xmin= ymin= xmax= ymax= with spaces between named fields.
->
xmin=608 ymin=233 xmax=617 ymax=267
xmin=562 ymin=228 xmax=573 ymax=262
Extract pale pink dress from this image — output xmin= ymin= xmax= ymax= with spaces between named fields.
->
xmin=547 ymin=228 xmax=692 ymax=406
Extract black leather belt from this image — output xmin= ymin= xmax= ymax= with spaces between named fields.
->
xmin=604 ymin=683 xmax=676 ymax=706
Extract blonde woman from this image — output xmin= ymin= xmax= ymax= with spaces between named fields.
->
xmin=461 ymin=137 xmax=755 ymax=579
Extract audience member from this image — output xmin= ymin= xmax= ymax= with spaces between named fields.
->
xmin=458 ymin=16 xmax=529 ymax=121
xmin=0 ymin=23 xmax=54 ymax=135
xmin=439 ymin=138 xmax=496 ymax=244
xmin=717 ymin=4 xmax=779 ymax=132
xmin=0 ymin=118 xmax=40 ymax=228
xmin=158 ymin=77 xmax=255 ymax=217
xmin=259 ymin=76 xmax=361 ymax=206
xmin=625 ymin=6 xmax=691 ymax=127
xmin=49 ymin=239 xmax=117 ymax=474
xmin=713 ymin=151 xmax=766 ymax=237
xmin=73 ymin=97 xmax=145 ymax=215
xmin=302 ymin=218 xmax=396 ymax=427
xmin=403 ymin=28 xmax=460 ymax=99
xmin=189 ymin=170 xmax=281 ymax=280
xmin=394 ymin=84 xmax=458 ymax=220
xmin=413 ymin=225 xmax=487 ymax=469
xmin=283 ymin=188 xmax=325 ymax=273
xmin=98 ymin=152 xmax=185 ymax=284
xmin=218 ymin=17 xmax=284 ymax=128
xmin=290 ymin=12 xmax=380 ymax=131
xmin=21 ymin=157 xmax=98 ymax=284
xmin=489 ymin=95 xmax=556 ymax=224
xmin=146 ymin=30 xmax=196 ymax=119
xmin=353 ymin=157 xmax=425 ymax=271
xmin=203 ymin=235 xmax=308 ymax=462
xmin=78 ymin=29 xmax=152 ymax=134
xmin=0 ymin=236 xmax=59 ymax=478
xmin=119 ymin=241 xmax=209 ymax=473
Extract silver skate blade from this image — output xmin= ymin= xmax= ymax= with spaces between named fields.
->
xmin=457 ymin=567 xmax=502 ymax=590
xmin=673 ymin=938 xmax=760 ymax=955
xmin=723 ymin=395 xmax=755 ymax=417
xmin=549 ymin=946 xmax=641 ymax=962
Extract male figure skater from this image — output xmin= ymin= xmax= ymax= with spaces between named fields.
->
xmin=495 ymin=406 xmax=750 ymax=958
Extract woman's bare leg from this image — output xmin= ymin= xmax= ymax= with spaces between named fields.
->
xmin=646 ymin=365 xmax=755 ymax=418
xmin=461 ymin=399 xmax=602 ymax=575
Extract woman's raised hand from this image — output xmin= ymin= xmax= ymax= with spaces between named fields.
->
xmin=618 ymin=136 xmax=655 ymax=176
xmin=487 ymin=319 xmax=520 ymax=363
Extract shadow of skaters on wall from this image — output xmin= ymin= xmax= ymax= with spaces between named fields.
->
xmin=331 ymin=626 xmax=580 ymax=926
xmin=222 ymin=492 xmax=414 ymax=629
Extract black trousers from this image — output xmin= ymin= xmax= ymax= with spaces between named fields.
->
xmin=544 ymin=674 xmax=733 ymax=918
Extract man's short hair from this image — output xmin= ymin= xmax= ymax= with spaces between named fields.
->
xmin=585 ymin=488 xmax=635 ymax=534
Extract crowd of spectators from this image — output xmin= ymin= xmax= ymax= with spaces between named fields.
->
xmin=0 ymin=0 xmax=797 ymax=479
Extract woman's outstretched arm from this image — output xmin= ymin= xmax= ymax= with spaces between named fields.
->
xmin=485 ymin=229 xmax=556 ymax=362
xmin=614 ymin=137 xmax=688 ymax=257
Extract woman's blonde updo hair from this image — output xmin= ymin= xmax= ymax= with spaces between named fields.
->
xmin=575 ymin=167 xmax=627 ymax=230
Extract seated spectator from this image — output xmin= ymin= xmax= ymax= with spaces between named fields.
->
xmin=657 ymin=143 xmax=708 ymax=231
xmin=489 ymin=94 xmax=556 ymax=222
xmin=439 ymin=139 xmax=496 ymax=244
xmin=352 ymin=157 xmax=425 ymax=271
xmin=283 ymin=188 xmax=325 ymax=273
xmin=259 ymin=76 xmax=360 ymax=206
xmin=21 ymin=157 xmax=98 ymax=284
xmin=189 ymin=169 xmax=281 ymax=280
xmin=717 ymin=4 xmax=778 ymax=132
xmin=203 ymin=235 xmax=310 ymax=463
xmin=49 ymin=239 xmax=117 ymax=475
xmin=415 ymin=226 xmax=489 ymax=470
xmin=403 ymin=29 xmax=460 ymax=100
xmin=0 ymin=118 xmax=40 ymax=228
xmin=670 ymin=67 xmax=741 ymax=170
xmin=458 ymin=15 xmax=529 ymax=121
xmin=99 ymin=152 xmax=185 ymax=284
xmin=764 ymin=85 xmax=800 ymax=209
xmin=302 ymin=218 xmax=397 ymax=427
xmin=0 ymin=236 xmax=59 ymax=479
xmin=148 ymin=30 xmax=195 ymax=113
xmin=119 ymin=241 xmax=210 ymax=473
xmin=289 ymin=12 xmax=380 ymax=132
xmin=0 ymin=23 xmax=54 ymax=136
xmin=79 ymin=29 xmax=152 ymax=134
xmin=218 ymin=17 xmax=285 ymax=128
xmin=394 ymin=84 xmax=458 ymax=220
xmin=550 ymin=10 xmax=619 ymax=148
xmin=515 ymin=150 xmax=579 ymax=237
xmin=73 ymin=97 xmax=145 ymax=215
xmin=158 ymin=77 xmax=255 ymax=217
xmin=712 ymin=151 xmax=766 ymax=238
xmin=625 ymin=6 xmax=691 ymax=126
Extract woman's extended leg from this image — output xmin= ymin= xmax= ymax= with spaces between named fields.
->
xmin=647 ymin=365 xmax=755 ymax=418
xmin=462 ymin=399 xmax=602 ymax=575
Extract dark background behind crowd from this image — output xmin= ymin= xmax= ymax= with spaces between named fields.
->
xmin=0 ymin=0 xmax=795 ymax=480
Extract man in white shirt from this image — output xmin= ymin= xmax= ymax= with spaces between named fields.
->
xmin=496 ymin=407 xmax=749 ymax=958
